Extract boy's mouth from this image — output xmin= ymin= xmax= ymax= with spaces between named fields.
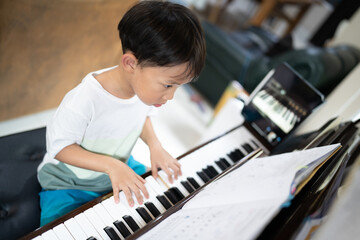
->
xmin=154 ymin=104 xmax=163 ymax=107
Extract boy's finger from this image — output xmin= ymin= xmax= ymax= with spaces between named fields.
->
xmin=122 ymin=187 xmax=134 ymax=207
xmin=170 ymin=163 xmax=181 ymax=180
xmin=172 ymin=160 xmax=182 ymax=176
xmin=174 ymin=160 xmax=181 ymax=167
xmin=163 ymin=167 xmax=174 ymax=184
xmin=132 ymin=187 xmax=143 ymax=205
xmin=113 ymin=187 xmax=120 ymax=204
xmin=178 ymin=165 xmax=183 ymax=176
xmin=152 ymin=164 xmax=159 ymax=179
xmin=137 ymin=181 xmax=149 ymax=199
xmin=137 ymin=174 xmax=146 ymax=184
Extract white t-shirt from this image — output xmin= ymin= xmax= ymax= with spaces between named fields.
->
xmin=37 ymin=66 xmax=156 ymax=191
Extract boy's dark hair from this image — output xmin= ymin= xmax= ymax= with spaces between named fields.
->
xmin=118 ymin=0 xmax=206 ymax=81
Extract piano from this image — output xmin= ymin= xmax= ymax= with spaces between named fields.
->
xmin=21 ymin=125 xmax=264 ymax=240
xmin=253 ymin=89 xmax=304 ymax=134
xmin=21 ymin=63 xmax=360 ymax=239
xmin=21 ymin=117 xmax=360 ymax=240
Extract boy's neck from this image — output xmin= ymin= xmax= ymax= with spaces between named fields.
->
xmin=95 ymin=66 xmax=135 ymax=99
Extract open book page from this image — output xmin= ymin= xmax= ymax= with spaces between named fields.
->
xmin=292 ymin=144 xmax=341 ymax=195
xmin=139 ymin=144 xmax=340 ymax=240
xmin=183 ymin=144 xmax=341 ymax=210
xmin=138 ymin=201 xmax=280 ymax=240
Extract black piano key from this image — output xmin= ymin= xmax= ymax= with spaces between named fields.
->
xmin=227 ymin=151 xmax=237 ymax=163
xmin=87 ymin=237 xmax=97 ymax=240
xmin=228 ymin=149 xmax=244 ymax=163
xmin=202 ymin=167 xmax=215 ymax=179
xmin=169 ymin=187 xmax=185 ymax=200
xmin=242 ymin=143 xmax=254 ymax=153
xmin=123 ymin=215 xmax=140 ymax=232
xmin=207 ymin=165 xmax=219 ymax=177
xmin=197 ymin=171 xmax=210 ymax=183
xmin=251 ymin=140 xmax=259 ymax=148
xmin=114 ymin=220 xmax=131 ymax=238
xmin=181 ymin=180 xmax=194 ymax=193
xmin=220 ymin=157 xmax=231 ymax=167
xmin=156 ymin=195 xmax=172 ymax=209
xmin=164 ymin=190 xmax=179 ymax=204
xmin=136 ymin=207 xmax=153 ymax=223
xmin=215 ymin=160 xmax=227 ymax=171
xmin=235 ymin=149 xmax=245 ymax=159
xmin=104 ymin=226 xmax=121 ymax=240
xmin=144 ymin=202 xmax=161 ymax=218
xmin=187 ymin=177 xmax=200 ymax=189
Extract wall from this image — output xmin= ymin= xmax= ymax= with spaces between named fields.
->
xmin=0 ymin=0 xmax=136 ymax=122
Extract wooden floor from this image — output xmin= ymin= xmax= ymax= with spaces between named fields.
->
xmin=0 ymin=0 xmax=137 ymax=122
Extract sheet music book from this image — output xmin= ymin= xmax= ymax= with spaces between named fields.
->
xmin=138 ymin=144 xmax=341 ymax=240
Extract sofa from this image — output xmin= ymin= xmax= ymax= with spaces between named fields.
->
xmin=191 ymin=21 xmax=360 ymax=106
xmin=0 ymin=128 xmax=46 ymax=240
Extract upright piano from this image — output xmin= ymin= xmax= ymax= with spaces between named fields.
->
xmin=21 ymin=116 xmax=360 ymax=240
xmin=21 ymin=63 xmax=360 ymax=239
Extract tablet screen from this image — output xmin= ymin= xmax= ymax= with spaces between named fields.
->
xmin=242 ymin=63 xmax=324 ymax=146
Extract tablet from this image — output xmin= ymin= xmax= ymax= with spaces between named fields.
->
xmin=242 ymin=63 xmax=324 ymax=147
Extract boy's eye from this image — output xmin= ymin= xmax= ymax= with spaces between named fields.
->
xmin=164 ymin=84 xmax=172 ymax=88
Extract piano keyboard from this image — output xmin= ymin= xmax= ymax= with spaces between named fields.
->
xmin=253 ymin=89 xmax=306 ymax=134
xmin=28 ymin=126 xmax=263 ymax=240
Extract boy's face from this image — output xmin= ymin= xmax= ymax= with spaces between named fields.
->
xmin=131 ymin=62 xmax=191 ymax=107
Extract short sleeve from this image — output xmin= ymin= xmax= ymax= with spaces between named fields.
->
xmin=46 ymin=103 xmax=91 ymax=159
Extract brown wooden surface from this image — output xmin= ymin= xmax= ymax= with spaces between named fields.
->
xmin=0 ymin=0 xmax=137 ymax=122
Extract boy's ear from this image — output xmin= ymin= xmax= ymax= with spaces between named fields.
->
xmin=121 ymin=53 xmax=138 ymax=72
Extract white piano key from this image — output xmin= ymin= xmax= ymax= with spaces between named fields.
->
xmin=144 ymin=182 xmax=166 ymax=213
xmin=74 ymin=212 xmax=104 ymax=240
xmin=119 ymin=191 xmax=147 ymax=227
xmin=180 ymin=163 xmax=206 ymax=186
xmin=63 ymin=217 xmax=89 ymax=240
xmin=183 ymin=152 xmax=216 ymax=174
xmin=102 ymin=198 xmax=134 ymax=234
xmin=145 ymin=176 xmax=174 ymax=207
xmin=145 ymin=176 xmax=168 ymax=196
xmin=93 ymin=203 xmax=124 ymax=240
xmin=41 ymin=230 xmax=59 ymax=240
xmin=133 ymin=189 xmax=158 ymax=220
xmin=53 ymin=223 xmax=74 ymax=240
xmin=108 ymin=196 xmax=143 ymax=228
xmin=158 ymin=171 xmax=190 ymax=197
xmin=32 ymin=236 xmax=44 ymax=240
xmin=84 ymin=208 xmax=111 ymax=240
xmin=102 ymin=198 xmax=121 ymax=220
xmin=155 ymin=175 xmax=170 ymax=191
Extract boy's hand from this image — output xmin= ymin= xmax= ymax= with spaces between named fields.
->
xmin=107 ymin=160 xmax=149 ymax=207
xmin=150 ymin=144 xmax=182 ymax=183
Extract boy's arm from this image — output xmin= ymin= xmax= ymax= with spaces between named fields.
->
xmin=140 ymin=117 xmax=182 ymax=183
xmin=55 ymin=144 xmax=149 ymax=206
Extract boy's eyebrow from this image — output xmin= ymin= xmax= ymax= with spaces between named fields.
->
xmin=166 ymin=80 xmax=182 ymax=85
xmin=166 ymin=79 xmax=192 ymax=85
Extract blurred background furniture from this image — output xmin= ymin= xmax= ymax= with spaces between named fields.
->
xmin=190 ymin=20 xmax=360 ymax=106
xmin=208 ymin=0 xmax=324 ymax=36
xmin=250 ymin=0 xmax=323 ymax=36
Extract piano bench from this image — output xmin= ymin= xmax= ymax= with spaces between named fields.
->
xmin=0 ymin=127 xmax=46 ymax=240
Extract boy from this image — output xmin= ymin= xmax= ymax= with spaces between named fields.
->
xmin=37 ymin=0 xmax=206 ymax=226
